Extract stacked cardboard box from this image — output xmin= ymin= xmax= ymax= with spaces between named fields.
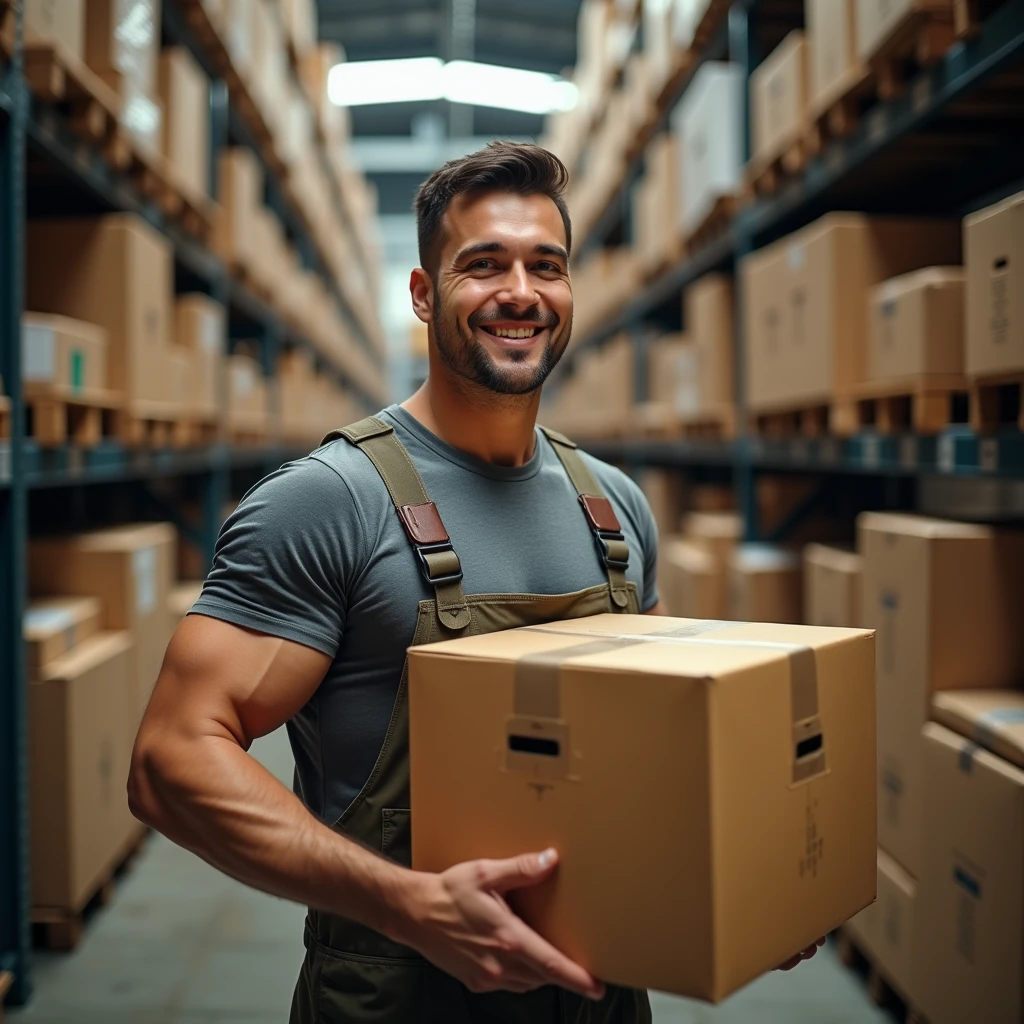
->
xmin=22 ymin=314 xmax=108 ymax=400
xmin=158 ymin=48 xmax=210 ymax=200
xmin=226 ymin=353 xmax=270 ymax=437
xmin=806 ymin=0 xmax=863 ymax=120
xmin=24 ymin=0 xmax=84 ymax=60
xmin=542 ymin=335 xmax=634 ymax=438
xmin=749 ymin=31 xmax=809 ymax=169
xmin=803 ymin=544 xmax=862 ymax=627
xmin=728 ymin=543 xmax=803 ymax=622
xmin=173 ymin=295 xmax=225 ymax=426
xmin=684 ymin=274 xmax=734 ymax=424
xmin=633 ymin=133 xmax=681 ymax=278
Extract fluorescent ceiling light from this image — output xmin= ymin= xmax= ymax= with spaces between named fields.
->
xmin=328 ymin=58 xmax=578 ymax=114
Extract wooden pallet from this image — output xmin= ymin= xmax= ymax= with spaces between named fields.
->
xmin=970 ymin=371 xmax=1024 ymax=432
xmin=113 ymin=405 xmax=187 ymax=448
xmin=685 ymin=193 xmax=736 ymax=254
xmin=746 ymin=130 xmax=809 ymax=199
xmin=173 ymin=419 xmax=222 ymax=447
xmin=805 ymin=62 xmax=875 ymax=159
xmin=0 ymin=969 xmax=12 ymax=1022
xmin=633 ymin=401 xmax=737 ymax=440
xmin=836 ymin=929 xmax=928 ymax=1024
xmin=227 ymin=427 xmax=271 ymax=447
xmin=24 ymin=385 xmax=122 ymax=448
xmin=852 ymin=375 xmax=969 ymax=434
xmin=33 ymin=827 xmax=149 ymax=952
xmin=864 ymin=2 xmax=957 ymax=101
xmin=954 ymin=0 xmax=1009 ymax=38
xmin=752 ymin=398 xmax=859 ymax=438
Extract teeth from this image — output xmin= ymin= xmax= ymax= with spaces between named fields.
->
xmin=491 ymin=327 xmax=538 ymax=339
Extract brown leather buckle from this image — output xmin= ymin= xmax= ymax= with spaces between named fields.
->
xmin=579 ymin=494 xmax=622 ymax=534
xmin=398 ymin=502 xmax=450 ymax=546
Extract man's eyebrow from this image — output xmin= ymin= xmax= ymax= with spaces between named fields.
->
xmin=452 ymin=241 xmax=507 ymax=263
xmin=534 ymin=244 xmax=569 ymax=262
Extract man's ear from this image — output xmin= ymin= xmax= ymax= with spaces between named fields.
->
xmin=410 ymin=268 xmax=433 ymax=324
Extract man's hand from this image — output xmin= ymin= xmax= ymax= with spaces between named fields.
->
xmin=776 ymin=937 xmax=827 ymax=971
xmin=395 ymin=848 xmax=605 ymax=1000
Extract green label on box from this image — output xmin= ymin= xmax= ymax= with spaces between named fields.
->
xmin=70 ymin=350 xmax=84 ymax=392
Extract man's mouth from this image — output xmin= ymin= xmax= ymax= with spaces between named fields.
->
xmin=478 ymin=324 xmax=545 ymax=340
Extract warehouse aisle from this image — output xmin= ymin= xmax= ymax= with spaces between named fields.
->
xmin=12 ymin=729 xmax=889 ymax=1024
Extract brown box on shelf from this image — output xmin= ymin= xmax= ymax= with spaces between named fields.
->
xmin=804 ymin=544 xmax=862 ymax=628
xmin=856 ymin=0 xmax=954 ymax=63
xmin=918 ymin=720 xmax=1024 ymax=1024
xmin=858 ymin=512 xmax=1024 ymax=879
xmin=25 ymin=0 xmax=84 ymax=60
xmin=174 ymin=295 xmax=224 ymax=422
xmin=26 ymin=215 xmax=172 ymax=409
xmin=932 ymin=690 xmax=1024 ymax=772
xmin=222 ymin=0 xmax=255 ymax=80
xmin=226 ymin=354 xmax=268 ymax=434
xmin=119 ymin=79 xmax=163 ymax=159
xmin=638 ymin=469 xmax=688 ymax=538
xmin=158 ymin=47 xmax=209 ymax=200
xmin=750 ymin=30 xmax=808 ymax=164
xmin=965 ymin=189 xmax=1024 ymax=378
xmin=29 ymin=523 xmax=177 ymax=734
xmin=84 ymin=0 xmax=160 ymax=93
xmin=685 ymin=274 xmax=734 ymax=418
xmin=728 ymin=544 xmax=803 ymax=623
xmin=685 ymin=511 xmax=743 ymax=568
xmin=647 ymin=334 xmax=696 ymax=413
xmin=29 ymin=631 xmax=138 ymax=911
xmin=279 ymin=348 xmax=315 ymax=440
xmin=868 ymin=268 xmax=965 ymax=382
xmin=742 ymin=214 xmax=961 ymax=414
xmin=25 ymin=596 xmax=102 ymax=677
xmin=213 ymin=149 xmax=263 ymax=272
xmin=806 ymin=0 xmax=861 ymax=115
xmin=22 ymin=313 xmax=107 ymax=395
xmin=409 ymin=614 xmax=876 ymax=1002
xmin=659 ymin=537 xmax=727 ymax=619
xmin=166 ymin=346 xmax=190 ymax=412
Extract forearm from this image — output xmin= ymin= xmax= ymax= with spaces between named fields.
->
xmin=129 ymin=730 xmax=416 ymax=940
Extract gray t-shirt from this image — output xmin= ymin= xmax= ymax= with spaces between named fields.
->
xmin=193 ymin=405 xmax=660 ymax=825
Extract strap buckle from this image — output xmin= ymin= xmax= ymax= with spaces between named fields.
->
xmin=414 ymin=541 xmax=465 ymax=586
xmin=594 ymin=530 xmax=630 ymax=572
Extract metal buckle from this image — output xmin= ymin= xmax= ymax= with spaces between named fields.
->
xmin=594 ymin=530 xmax=629 ymax=572
xmin=414 ymin=541 xmax=465 ymax=586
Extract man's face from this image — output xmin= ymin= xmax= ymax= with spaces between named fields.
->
xmin=428 ymin=191 xmax=573 ymax=396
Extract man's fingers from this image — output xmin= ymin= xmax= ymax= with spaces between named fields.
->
xmin=509 ymin=918 xmax=606 ymax=1001
xmin=477 ymin=849 xmax=559 ymax=894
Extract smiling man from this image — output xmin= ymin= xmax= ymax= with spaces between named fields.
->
xmin=128 ymin=142 xmax=820 ymax=1024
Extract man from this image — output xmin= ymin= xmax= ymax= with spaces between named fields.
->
xmin=129 ymin=142 xmax=821 ymax=1023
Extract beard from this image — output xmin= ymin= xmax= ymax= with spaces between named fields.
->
xmin=432 ymin=290 xmax=571 ymax=397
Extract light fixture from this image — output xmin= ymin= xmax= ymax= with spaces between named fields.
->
xmin=327 ymin=58 xmax=578 ymax=114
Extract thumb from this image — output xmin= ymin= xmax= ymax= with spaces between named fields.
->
xmin=481 ymin=848 xmax=559 ymax=894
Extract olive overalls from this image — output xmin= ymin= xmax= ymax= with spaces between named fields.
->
xmin=290 ymin=416 xmax=652 ymax=1024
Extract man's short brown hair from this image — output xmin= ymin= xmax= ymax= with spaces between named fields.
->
xmin=413 ymin=141 xmax=572 ymax=275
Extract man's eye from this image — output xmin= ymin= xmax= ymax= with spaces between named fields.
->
xmin=536 ymin=262 xmax=561 ymax=273
xmin=471 ymin=259 xmax=495 ymax=270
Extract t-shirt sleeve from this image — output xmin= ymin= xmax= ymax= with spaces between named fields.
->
xmin=191 ymin=457 xmax=366 ymax=656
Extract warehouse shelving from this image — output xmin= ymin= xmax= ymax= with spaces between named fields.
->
xmin=0 ymin=3 xmax=388 ymax=1006
xmin=550 ymin=0 xmax=1024 ymax=534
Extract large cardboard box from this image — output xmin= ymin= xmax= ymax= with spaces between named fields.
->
xmin=685 ymin=510 xmax=742 ymax=567
xmin=750 ymin=31 xmax=808 ymax=164
xmin=685 ymin=274 xmax=733 ymax=416
xmin=672 ymin=62 xmax=743 ymax=237
xmin=804 ymin=544 xmax=862 ymax=628
xmin=965 ymin=190 xmax=1024 ymax=378
xmin=29 ymin=631 xmax=137 ymax=910
xmin=728 ymin=544 xmax=803 ymax=622
xmin=24 ymin=596 xmax=102 ymax=676
xmin=85 ymin=0 xmax=160 ymax=92
xmin=158 ymin=48 xmax=209 ymax=200
xmin=856 ymin=0 xmax=953 ymax=62
xmin=858 ymin=512 xmax=1024 ymax=878
xmin=214 ymin=149 xmax=263 ymax=272
xmin=29 ymin=524 xmax=177 ymax=731
xmin=227 ymin=354 xmax=269 ymax=434
xmin=174 ymin=295 xmax=224 ymax=421
xmin=918 ymin=721 xmax=1024 ymax=1024
xmin=867 ymin=268 xmax=965 ymax=382
xmin=25 ymin=0 xmax=84 ymax=60
xmin=932 ymin=690 xmax=1024 ymax=772
xmin=22 ymin=313 xmax=107 ymax=394
xmin=659 ymin=537 xmax=727 ymax=619
xmin=742 ymin=214 xmax=961 ymax=413
xmin=806 ymin=0 xmax=860 ymax=115
xmin=26 ymin=215 xmax=172 ymax=408
xmin=408 ymin=614 xmax=877 ymax=1001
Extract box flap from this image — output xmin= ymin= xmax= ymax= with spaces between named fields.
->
xmin=35 ymin=630 xmax=133 ymax=682
xmin=932 ymin=690 xmax=1024 ymax=771
xmin=24 ymin=596 xmax=101 ymax=640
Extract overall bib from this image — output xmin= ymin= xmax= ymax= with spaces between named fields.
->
xmin=290 ymin=417 xmax=652 ymax=1024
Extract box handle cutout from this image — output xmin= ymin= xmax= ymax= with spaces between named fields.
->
xmin=796 ymin=733 xmax=823 ymax=760
xmin=994 ymin=257 xmax=1008 ymax=271
xmin=508 ymin=734 xmax=561 ymax=758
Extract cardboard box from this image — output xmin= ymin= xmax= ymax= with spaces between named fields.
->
xmin=223 ymin=0 xmax=254 ymax=79
xmin=965 ymin=190 xmax=1024 ymax=378
xmin=174 ymin=295 xmax=224 ymax=421
xmin=227 ymin=354 xmax=268 ymax=434
xmin=29 ymin=524 xmax=177 ymax=731
xmin=685 ymin=274 xmax=733 ymax=415
xmin=685 ymin=511 xmax=742 ymax=567
xmin=868 ymin=267 xmax=965 ymax=382
xmin=22 ymin=313 xmax=107 ymax=394
xmin=213 ymin=149 xmax=263 ymax=271
xmin=158 ymin=48 xmax=209 ymax=200
xmin=167 ymin=346 xmax=190 ymax=411
xmin=750 ymin=31 xmax=809 ymax=163
xmin=85 ymin=0 xmax=160 ymax=92
xmin=408 ymin=613 xmax=877 ymax=1001
xmin=856 ymin=0 xmax=953 ymax=62
xmin=26 ymin=215 xmax=172 ymax=408
xmin=659 ymin=537 xmax=727 ymax=619
xmin=804 ymin=544 xmax=862 ymax=628
xmin=917 ymin=722 xmax=1024 ymax=1024
xmin=29 ymin=631 xmax=137 ymax=910
xmin=742 ymin=214 xmax=961 ymax=412
xmin=932 ymin=690 xmax=1024 ymax=772
xmin=858 ymin=512 xmax=1024 ymax=877
xmin=638 ymin=468 xmax=687 ymax=538
xmin=25 ymin=0 xmax=84 ymax=60
xmin=672 ymin=62 xmax=743 ymax=237
xmin=24 ymin=596 xmax=102 ymax=677
xmin=118 ymin=78 xmax=162 ymax=159
xmin=728 ymin=544 xmax=803 ymax=622
xmin=806 ymin=0 xmax=860 ymax=114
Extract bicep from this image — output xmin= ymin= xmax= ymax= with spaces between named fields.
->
xmin=142 ymin=613 xmax=332 ymax=750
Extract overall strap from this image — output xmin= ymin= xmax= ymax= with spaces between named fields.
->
xmin=538 ymin=425 xmax=631 ymax=609
xmin=323 ymin=417 xmax=471 ymax=631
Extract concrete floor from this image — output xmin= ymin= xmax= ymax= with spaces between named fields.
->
xmin=12 ymin=729 xmax=892 ymax=1024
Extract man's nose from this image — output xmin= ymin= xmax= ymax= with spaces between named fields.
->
xmin=495 ymin=262 xmax=539 ymax=308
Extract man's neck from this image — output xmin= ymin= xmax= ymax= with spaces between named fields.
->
xmin=401 ymin=368 xmax=541 ymax=468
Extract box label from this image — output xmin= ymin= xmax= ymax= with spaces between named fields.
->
xmin=70 ymin=349 xmax=84 ymax=392
xmin=134 ymin=547 xmax=158 ymax=616
xmin=201 ymin=314 xmax=219 ymax=352
xmin=22 ymin=323 xmax=55 ymax=381
xmin=24 ymin=606 xmax=76 ymax=633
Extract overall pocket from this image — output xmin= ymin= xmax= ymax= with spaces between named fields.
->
xmin=381 ymin=807 xmax=411 ymax=866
